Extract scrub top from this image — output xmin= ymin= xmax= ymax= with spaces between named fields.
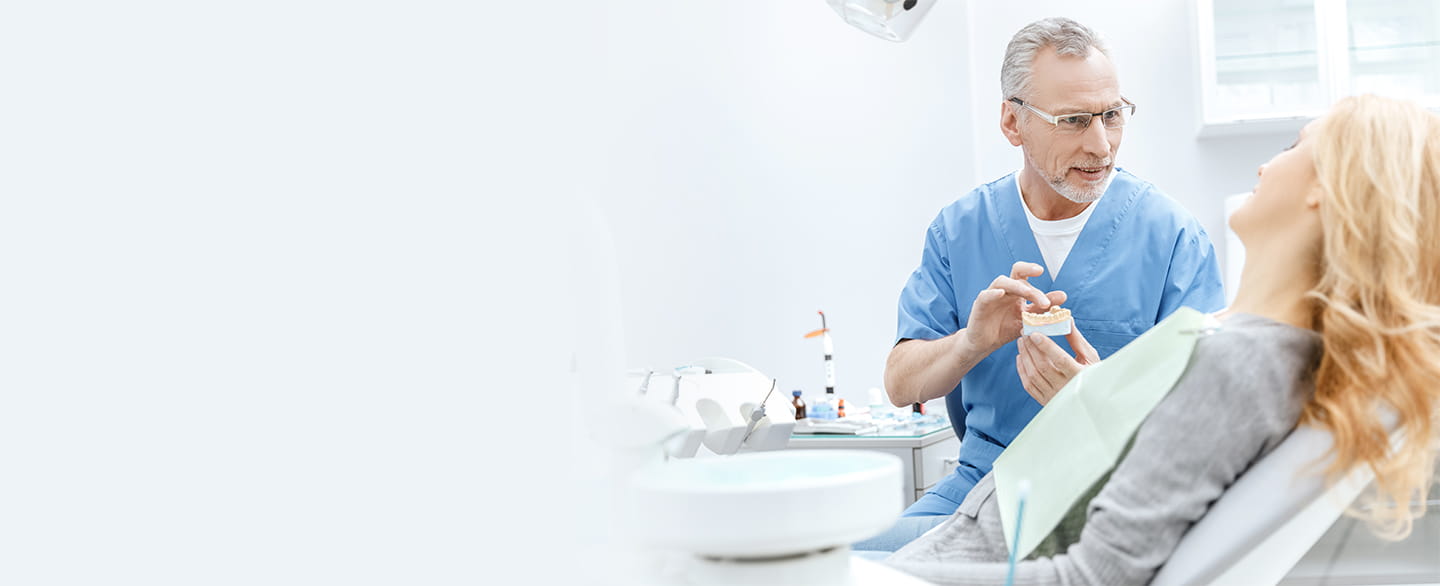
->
xmin=896 ymin=169 xmax=1225 ymax=509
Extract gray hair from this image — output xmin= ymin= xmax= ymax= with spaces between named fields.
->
xmin=1001 ymin=17 xmax=1109 ymax=100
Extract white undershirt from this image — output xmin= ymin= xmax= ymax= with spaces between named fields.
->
xmin=1016 ymin=173 xmax=1109 ymax=279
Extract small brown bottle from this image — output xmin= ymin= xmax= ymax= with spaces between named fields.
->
xmin=791 ymin=390 xmax=806 ymax=419
xmin=838 ymin=398 xmax=847 ymax=418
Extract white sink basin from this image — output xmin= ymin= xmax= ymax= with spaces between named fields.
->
xmin=627 ymin=449 xmax=903 ymax=558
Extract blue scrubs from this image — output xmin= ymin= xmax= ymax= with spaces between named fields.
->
xmin=898 ymin=169 xmax=1225 ymax=515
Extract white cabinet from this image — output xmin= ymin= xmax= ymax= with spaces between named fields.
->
xmin=1196 ymin=0 xmax=1440 ymax=136
xmin=1201 ymin=0 xmax=1327 ymax=124
xmin=788 ymin=424 xmax=960 ymax=507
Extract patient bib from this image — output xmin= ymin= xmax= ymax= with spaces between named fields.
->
xmin=994 ymin=307 xmax=1213 ymax=560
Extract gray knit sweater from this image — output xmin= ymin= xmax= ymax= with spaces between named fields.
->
xmin=885 ymin=313 xmax=1323 ymax=585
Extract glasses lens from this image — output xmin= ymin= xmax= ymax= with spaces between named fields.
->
xmin=1101 ymin=105 xmax=1133 ymax=128
xmin=1057 ymin=114 xmax=1092 ymax=133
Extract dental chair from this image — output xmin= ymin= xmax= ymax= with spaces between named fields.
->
xmin=1159 ymin=197 xmax=1401 ymax=585
xmin=1153 ymin=421 xmax=1401 ymax=586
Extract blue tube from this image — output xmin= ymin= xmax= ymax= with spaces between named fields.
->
xmin=1005 ymin=479 xmax=1031 ymax=586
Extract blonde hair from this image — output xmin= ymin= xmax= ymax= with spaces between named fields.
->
xmin=1304 ymin=94 xmax=1440 ymax=540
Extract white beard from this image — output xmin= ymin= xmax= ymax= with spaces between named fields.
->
xmin=1050 ymin=171 xmax=1111 ymax=203
xmin=1026 ymin=149 xmax=1114 ymax=203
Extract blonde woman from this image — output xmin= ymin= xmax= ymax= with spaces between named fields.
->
xmin=882 ymin=94 xmax=1440 ymax=584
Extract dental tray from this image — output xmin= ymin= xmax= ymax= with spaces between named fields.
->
xmin=793 ymin=418 xmax=880 ymax=435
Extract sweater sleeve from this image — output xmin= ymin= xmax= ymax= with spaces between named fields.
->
xmin=885 ymin=321 xmax=1315 ymax=585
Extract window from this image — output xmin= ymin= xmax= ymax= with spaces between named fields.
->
xmin=1348 ymin=0 xmax=1440 ymax=97
xmin=1198 ymin=0 xmax=1440 ymax=135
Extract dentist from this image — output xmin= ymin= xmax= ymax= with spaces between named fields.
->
xmin=859 ymin=17 xmax=1225 ymax=551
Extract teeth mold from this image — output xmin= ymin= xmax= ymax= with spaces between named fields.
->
xmin=1022 ymin=306 xmax=1073 ymax=336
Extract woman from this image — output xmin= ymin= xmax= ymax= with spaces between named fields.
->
xmin=883 ymin=94 xmax=1440 ymax=584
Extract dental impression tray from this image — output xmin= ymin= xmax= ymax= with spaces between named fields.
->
xmin=1022 ymin=306 xmax=1073 ymax=336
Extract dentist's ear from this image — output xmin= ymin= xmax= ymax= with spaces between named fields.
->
xmin=1001 ymin=101 xmax=1024 ymax=147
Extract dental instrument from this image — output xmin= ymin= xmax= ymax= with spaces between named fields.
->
xmin=635 ymin=369 xmax=655 ymax=396
xmin=671 ymin=364 xmax=710 ymax=405
xmin=804 ymin=310 xmax=837 ymax=398
xmin=1006 ymin=479 xmax=1031 ymax=586
xmin=740 ymin=379 xmax=778 ymax=445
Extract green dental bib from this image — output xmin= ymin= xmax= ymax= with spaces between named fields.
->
xmin=995 ymin=307 xmax=1214 ymax=560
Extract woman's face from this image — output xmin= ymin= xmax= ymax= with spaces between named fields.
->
xmin=1229 ymin=121 xmax=1322 ymax=249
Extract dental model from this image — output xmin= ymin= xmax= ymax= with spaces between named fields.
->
xmin=1022 ymin=306 xmax=1073 ymax=336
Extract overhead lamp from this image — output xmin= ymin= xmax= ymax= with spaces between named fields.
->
xmin=826 ymin=0 xmax=938 ymax=42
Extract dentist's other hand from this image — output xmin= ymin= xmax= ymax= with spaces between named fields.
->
xmin=1015 ymin=324 xmax=1099 ymax=406
xmin=962 ymin=261 xmax=1067 ymax=355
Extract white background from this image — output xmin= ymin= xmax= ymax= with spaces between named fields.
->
xmin=1 ymin=1 xmax=602 ymax=583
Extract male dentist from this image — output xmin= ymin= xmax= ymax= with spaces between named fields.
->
xmin=857 ymin=17 xmax=1225 ymax=552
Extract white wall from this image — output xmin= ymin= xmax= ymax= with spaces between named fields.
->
xmin=5 ymin=2 xmax=605 ymax=582
xmin=598 ymin=1 xmax=1300 ymax=407
xmin=599 ymin=2 xmax=979 ymax=404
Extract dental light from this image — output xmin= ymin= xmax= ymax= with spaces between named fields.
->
xmin=826 ymin=0 xmax=937 ymax=42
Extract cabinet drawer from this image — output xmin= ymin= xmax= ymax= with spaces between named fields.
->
xmin=915 ymin=436 xmax=961 ymax=489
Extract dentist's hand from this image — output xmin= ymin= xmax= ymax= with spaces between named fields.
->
xmin=962 ymin=262 xmax=1067 ymax=355
xmin=1015 ymin=325 xmax=1100 ymax=406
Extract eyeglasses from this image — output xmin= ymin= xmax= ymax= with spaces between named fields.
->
xmin=1008 ymin=97 xmax=1136 ymax=133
